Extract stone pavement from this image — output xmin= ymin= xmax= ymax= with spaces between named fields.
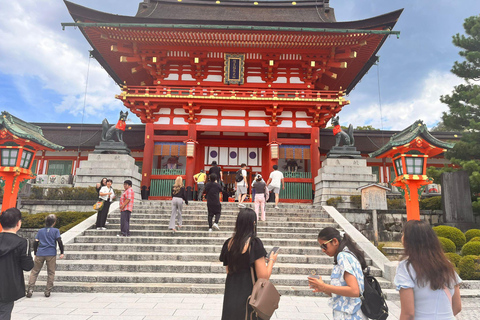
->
xmin=10 ymin=293 xmax=479 ymax=320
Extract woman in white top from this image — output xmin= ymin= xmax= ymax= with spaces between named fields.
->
xmin=394 ymin=220 xmax=462 ymax=320
xmin=96 ymin=179 xmax=115 ymax=230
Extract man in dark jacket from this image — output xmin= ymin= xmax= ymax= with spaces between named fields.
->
xmin=0 ymin=208 xmax=34 ymax=320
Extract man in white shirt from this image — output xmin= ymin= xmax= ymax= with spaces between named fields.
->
xmin=266 ymin=165 xmax=285 ymax=209
xmin=236 ymin=163 xmax=248 ymax=207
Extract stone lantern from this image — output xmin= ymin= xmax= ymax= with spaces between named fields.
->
xmin=369 ymin=120 xmax=454 ymax=221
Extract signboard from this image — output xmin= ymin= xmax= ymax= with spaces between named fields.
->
xmin=224 ymin=53 xmax=245 ymax=85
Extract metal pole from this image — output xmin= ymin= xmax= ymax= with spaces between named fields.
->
xmin=372 ymin=209 xmax=379 ymax=247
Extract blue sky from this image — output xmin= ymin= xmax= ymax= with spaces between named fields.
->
xmin=0 ymin=0 xmax=479 ymax=130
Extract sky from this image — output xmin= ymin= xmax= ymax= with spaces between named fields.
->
xmin=0 ymin=0 xmax=479 ymax=130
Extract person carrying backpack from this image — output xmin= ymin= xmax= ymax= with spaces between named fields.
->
xmin=236 ymin=163 xmax=248 ymax=208
xmin=308 ymin=227 xmax=367 ymax=320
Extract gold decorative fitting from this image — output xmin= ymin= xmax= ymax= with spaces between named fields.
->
xmin=310 ymin=61 xmax=315 ymax=67
xmin=292 ymin=1 xmax=296 ymax=4
xmin=254 ymin=1 xmax=258 ymax=4
xmin=197 ymin=82 xmax=200 ymax=85
xmin=67 ymin=126 xmax=71 ymax=129
xmin=152 ymin=57 xmax=157 ymax=63
xmin=194 ymin=57 xmax=199 ymax=63
xmin=269 ymin=60 xmax=274 ymax=66
xmin=216 ymin=0 xmax=220 ymax=3
xmin=120 ymin=56 xmax=127 ymax=62
xmin=268 ymin=84 xmax=271 ymax=87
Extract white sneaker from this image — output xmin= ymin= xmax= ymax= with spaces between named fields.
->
xmin=101 ymin=227 xmax=107 ymax=230
xmin=105 ymin=221 xmax=109 ymax=225
xmin=208 ymin=228 xmax=213 ymax=232
xmin=275 ymin=206 xmax=279 ymax=209
xmin=238 ymin=204 xmax=246 ymax=208
xmin=96 ymin=227 xmax=102 ymax=230
xmin=213 ymin=223 xmax=220 ymax=231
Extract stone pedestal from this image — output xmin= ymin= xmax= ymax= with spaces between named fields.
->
xmin=74 ymin=154 xmax=142 ymax=200
xmin=314 ymin=158 xmax=377 ymax=208
xmin=93 ymin=141 xmax=131 ymax=155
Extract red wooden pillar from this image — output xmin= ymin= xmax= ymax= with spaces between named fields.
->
xmin=382 ymin=158 xmax=388 ymax=183
xmin=38 ymin=150 xmax=46 ymax=175
xmin=141 ymin=122 xmax=154 ymax=189
xmin=268 ymin=126 xmax=278 ymax=170
xmin=310 ymin=126 xmax=320 ymax=180
xmin=185 ymin=123 xmax=197 ymax=192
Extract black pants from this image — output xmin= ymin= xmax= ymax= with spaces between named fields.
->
xmin=120 ymin=210 xmax=132 ymax=236
xmin=0 ymin=301 xmax=14 ymax=320
xmin=96 ymin=200 xmax=111 ymax=228
xmin=207 ymin=203 xmax=221 ymax=228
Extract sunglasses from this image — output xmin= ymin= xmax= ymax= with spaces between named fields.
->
xmin=320 ymin=239 xmax=334 ymax=250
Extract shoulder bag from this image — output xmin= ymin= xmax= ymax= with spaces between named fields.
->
xmin=245 ymin=243 xmax=281 ymax=320
xmin=93 ymin=200 xmax=104 ymax=211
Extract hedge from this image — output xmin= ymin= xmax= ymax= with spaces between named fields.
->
xmin=461 ymin=241 xmax=480 ymax=256
xmin=326 ymin=197 xmax=343 ymax=207
xmin=444 ymin=252 xmax=461 ymax=267
xmin=29 ymin=186 xmax=99 ymax=200
xmin=458 ymin=255 xmax=480 ymax=280
xmin=21 ymin=211 xmax=96 ymax=233
xmin=387 ymin=198 xmax=405 ymax=210
xmin=433 ymin=225 xmax=466 ymax=249
xmin=465 ymin=229 xmax=480 ymax=242
xmin=419 ymin=196 xmax=442 ymax=210
xmin=350 ymin=195 xmax=361 ymax=209
xmin=438 ymin=237 xmax=456 ymax=253
xmin=469 ymin=237 xmax=480 ymax=243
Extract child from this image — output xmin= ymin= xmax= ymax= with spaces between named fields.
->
xmin=308 ymin=227 xmax=367 ymax=320
xmin=205 ymin=173 xmax=223 ymax=232
xmin=26 ymin=214 xmax=64 ymax=298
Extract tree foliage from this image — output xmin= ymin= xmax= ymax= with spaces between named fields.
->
xmin=437 ymin=15 xmax=480 ymax=214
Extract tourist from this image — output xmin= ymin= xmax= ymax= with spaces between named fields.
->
xmin=118 ymin=180 xmax=134 ymax=237
xmin=95 ymin=177 xmax=107 ymax=196
xmin=169 ymin=176 xmax=188 ymax=234
xmin=205 ymin=173 xmax=223 ymax=232
xmin=266 ymin=165 xmax=284 ymax=209
xmin=252 ymin=174 xmax=267 ymax=221
xmin=308 ymin=227 xmax=367 ymax=320
xmin=394 ymin=220 xmax=462 ymax=319
xmin=96 ymin=179 xmax=115 ymax=230
xmin=193 ymin=169 xmax=207 ymax=201
xmin=208 ymin=161 xmax=223 ymax=183
xmin=219 ymin=208 xmax=279 ymax=320
xmin=0 ymin=208 xmax=34 ymax=319
xmin=26 ymin=214 xmax=64 ymax=298
xmin=237 ymin=163 xmax=248 ymax=207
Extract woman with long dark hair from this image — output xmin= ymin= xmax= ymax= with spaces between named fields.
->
xmin=220 ymin=208 xmax=279 ymax=320
xmin=96 ymin=177 xmax=107 ymax=196
xmin=169 ymin=176 xmax=188 ymax=234
xmin=395 ymin=220 xmax=462 ymax=319
xmin=308 ymin=227 xmax=367 ymax=320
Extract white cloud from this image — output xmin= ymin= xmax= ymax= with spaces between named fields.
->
xmin=340 ymin=70 xmax=464 ymax=130
xmin=0 ymin=0 xmax=122 ymax=119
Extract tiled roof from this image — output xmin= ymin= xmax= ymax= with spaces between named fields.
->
xmin=0 ymin=112 xmax=63 ymax=151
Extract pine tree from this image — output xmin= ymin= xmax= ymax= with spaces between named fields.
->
xmin=436 ymin=15 xmax=480 ymax=213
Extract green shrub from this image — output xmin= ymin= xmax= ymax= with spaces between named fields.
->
xmin=465 ymin=229 xmax=480 ymax=242
xmin=350 ymin=195 xmax=361 ymax=209
xmin=22 ymin=211 xmax=95 ymax=233
xmin=387 ymin=198 xmax=405 ymax=209
xmin=458 ymin=255 xmax=480 ymax=280
xmin=29 ymin=186 xmax=98 ymax=200
xmin=438 ymin=237 xmax=456 ymax=253
xmin=433 ymin=225 xmax=466 ymax=249
xmin=461 ymin=241 xmax=480 ymax=256
xmin=469 ymin=237 xmax=480 ymax=243
xmin=445 ymin=252 xmax=462 ymax=267
xmin=326 ymin=196 xmax=343 ymax=207
xmin=419 ymin=196 xmax=442 ymax=210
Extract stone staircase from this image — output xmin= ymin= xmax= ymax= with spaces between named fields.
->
xmin=29 ymin=201 xmax=394 ymax=295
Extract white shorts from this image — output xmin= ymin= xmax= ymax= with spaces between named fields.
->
xmin=268 ymin=185 xmax=280 ymax=194
xmin=238 ymin=186 xmax=248 ymax=195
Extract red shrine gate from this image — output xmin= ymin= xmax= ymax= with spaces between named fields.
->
xmin=64 ymin=0 xmax=402 ymax=202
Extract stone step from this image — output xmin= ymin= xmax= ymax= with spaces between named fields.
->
xmin=106 ymin=214 xmax=331 ymax=223
xmin=83 ymin=229 xmax=321 ymax=239
xmin=130 ymin=209 xmax=330 ymax=218
xmin=103 ymin=223 xmax=327 ymax=233
xmin=63 ymin=250 xmax=336 ymax=264
xmin=73 ymin=235 xmax=322 ymax=247
xmin=29 ymin=271 xmax=392 ymax=289
xmin=53 ymin=260 xmax=383 ymax=277
xmin=104 ymin=218 xmax=337 ymax=227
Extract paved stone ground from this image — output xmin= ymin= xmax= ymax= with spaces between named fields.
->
xmin=10 ymin=293 xmax=479 ymax=320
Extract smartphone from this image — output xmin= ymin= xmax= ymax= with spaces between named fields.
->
xmin=268 ymin=246 xmax=280 ymax=257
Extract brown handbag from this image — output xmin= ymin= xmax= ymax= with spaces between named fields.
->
xmin=245 ymin=266 xmax=281 ymax=320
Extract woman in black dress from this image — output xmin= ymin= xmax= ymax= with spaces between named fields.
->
xmin=220 ymin=208 xmax=279 ymax=320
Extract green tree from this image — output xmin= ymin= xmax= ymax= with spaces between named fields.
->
xmin=438 ymin=15 xmax=480 ymax=213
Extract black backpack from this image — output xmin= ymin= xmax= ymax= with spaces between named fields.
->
xmin=345 ymin=252 xmax=389 ymax=320
xmin=360 ymin=267 xmax=389 ymax=320
xmin=235 ymin=169 xmax=244 ymax=182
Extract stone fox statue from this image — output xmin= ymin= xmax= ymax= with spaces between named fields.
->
xmin=102 ymin=111 xmax=128 ymax=143
xmin=331 ymin=116 xmax=355 ymax=147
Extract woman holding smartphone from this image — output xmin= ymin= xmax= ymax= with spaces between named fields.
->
xmin=394 ymin=220 xmax=462 ymax=319
xmin=308 ymin=227 xmax=367 ymax=320
xmin=219 ymin=208 xmax=279 ymax=320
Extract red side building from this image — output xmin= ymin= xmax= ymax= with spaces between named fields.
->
xmin=64 ymin=0 xmax=403 ymax=201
